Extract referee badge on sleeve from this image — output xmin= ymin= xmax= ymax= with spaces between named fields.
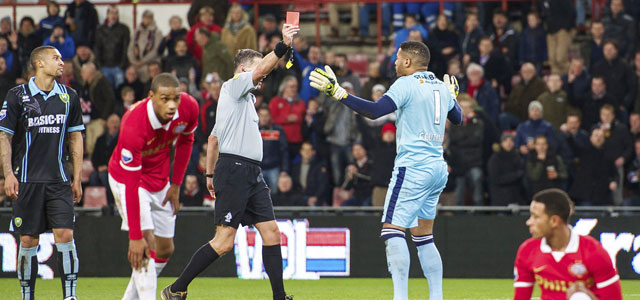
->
xmin=59 ymin=93 xmax=70 ymax=103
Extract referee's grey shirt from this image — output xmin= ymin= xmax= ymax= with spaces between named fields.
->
xmin=211 ymin=71 xmax=263 ymax=161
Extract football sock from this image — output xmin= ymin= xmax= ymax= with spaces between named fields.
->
xmin=121 ymin=277 xmax=138 ymax=300
xmin=171 ymin=243 xmax=219 ymax=293
xmin=131 ymin=257 xmax=156 ymax=299
xmin=18 ymin=245 xmax=38 ymax=300
xmin=150 ymin=250 xmax=169 ymax=276
xmin=55 ymin=241 xmax=79 ymax=299
xmin=381 ymin=228 xmax=409 ymax=300
xmin=262 ymin=245 xmax=286 ymax=300
xmin=413 ymin=234 xmax=443 ymax=300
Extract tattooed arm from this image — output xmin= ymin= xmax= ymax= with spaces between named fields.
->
xmin=0 ymin=132 xmax=18 ymax=199
xmin=69 ymin=131 xmax=83 ymax=203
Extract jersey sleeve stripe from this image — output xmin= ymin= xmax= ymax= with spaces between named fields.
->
xmin=119 ymin=161 xmax=142 ymax=171
xmin=596 ymin=274 xmax=620 ymax=289
xmin=67 ymin=125 xmax=85 ymax=132
xmin=514 ymin=282 xmax=534 ymax=288
xmin=0 ymin=126 xmax=14 ymax=135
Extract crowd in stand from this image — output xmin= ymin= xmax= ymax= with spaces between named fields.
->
xmin=1 ymin=0 xmax=640 ymax=210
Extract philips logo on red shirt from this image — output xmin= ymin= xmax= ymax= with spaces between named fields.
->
xmin=121 ymin=149 xmax=133 ymax=164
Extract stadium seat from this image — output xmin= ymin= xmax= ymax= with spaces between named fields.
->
xmin=347 ymin=54 xmax=370 ymax=78
xmin=81 ymin=160 xmax=94 ymax=183
xmin=84 ymin=186 xmax=107 ymax=208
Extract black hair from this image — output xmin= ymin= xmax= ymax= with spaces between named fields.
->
xmin=398 ymin=41 xmax=431 ymax=67
xmin=532 ymin=189 xmax=572 ymax=224
xmin=150 ymin=72 xmax=180 ymax=93
xmin=30 ymin=45 xmax=57 ymax=70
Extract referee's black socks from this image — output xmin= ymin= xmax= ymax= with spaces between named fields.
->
xmin=171 ymin=243 xmax=220 ymax=293
xmin=263 ymin=244 xmax=286 ymax=300
xmin=18 ymin=245 xmax=38 ymax=300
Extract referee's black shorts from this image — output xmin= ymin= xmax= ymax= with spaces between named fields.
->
xmin=11 ymin=182 xmax=75 ymax=235
xmin=213 ymin=153 xmax=275 ymax=228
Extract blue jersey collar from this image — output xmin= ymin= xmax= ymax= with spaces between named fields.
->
xmin=28 ymin=77 xmax=65 ymax=98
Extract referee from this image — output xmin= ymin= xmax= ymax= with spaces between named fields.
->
xmin=0 ymin=46 xmax=84 ymax=300
xmin=162 ymin=24 xmax=299 ymax=300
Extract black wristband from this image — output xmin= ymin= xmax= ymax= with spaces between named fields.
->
xmin=205 ymin=174 xmax=214 ymax=178
xmin=274 ymin=41 xmax=290 ymax=58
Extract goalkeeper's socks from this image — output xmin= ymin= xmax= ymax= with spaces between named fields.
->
xmin=263 ymin=245 xmax=286 ymax=300
xmin=18 ymin=245 xmax=38 ymax=300
xmin=413 ymin=234 xmax=443 ymax=300
xmin=150 ymin=249 xmax=169 ymax=276
xmin=56 ymin=241 xmax=79 ymax=299
xmin=171 ymin=243 xmax=219 ymax=293
xmin=382 ymin=228 xmax=409 ymax=300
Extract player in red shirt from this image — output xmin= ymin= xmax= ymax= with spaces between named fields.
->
xmin=513 ymin=188 xmax=622 ymax=300
xmin=107 ymin=73 xmax=198 ymax=299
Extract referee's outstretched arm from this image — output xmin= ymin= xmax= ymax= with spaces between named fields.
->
xmin=250 ymin=24 xmax=299 ymax=85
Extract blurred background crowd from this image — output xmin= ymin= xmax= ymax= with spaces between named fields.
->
xmin=0 ymin=0 xmax=640 ymax=211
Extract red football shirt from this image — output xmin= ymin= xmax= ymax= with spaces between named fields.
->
xmin=108 ymin=92 xmax=199 ymax=240
xmin=513 ymin=229 xmax=622 ymax=300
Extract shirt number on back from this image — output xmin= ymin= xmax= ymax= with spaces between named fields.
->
xmin=433 ymin=90 xmax=441 ymax=125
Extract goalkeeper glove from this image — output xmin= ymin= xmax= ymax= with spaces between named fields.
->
xmin=443 ymin=74 xmax=459 ymax=99
xmin=309 ymin=65 xmax=348 ymax=100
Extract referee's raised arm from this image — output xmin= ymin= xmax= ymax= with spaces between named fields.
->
xmin=250 ymin=24 xmax=299 ymax=85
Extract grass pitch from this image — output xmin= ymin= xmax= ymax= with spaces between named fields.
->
xmin=0 ymin=278 xmax=638 ymax=299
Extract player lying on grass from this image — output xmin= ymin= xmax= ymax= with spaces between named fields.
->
xmin=310 ymin=41 xmax=461 ymax=300
xmin=514 ymin=188 xmax=622 ymax=300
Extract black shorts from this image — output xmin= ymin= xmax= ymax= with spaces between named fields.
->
xmin=213 ymin=153 xmax=275 ymax=228
xmin=11 ymin=182 xmax=74 ymax=235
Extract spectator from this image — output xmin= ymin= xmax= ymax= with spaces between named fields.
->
xmin=526 ymin=135 xmax=568 ymax=196
xmin=197 ymin=29 xmax=233 ymax=81
xmin=559 ymin=112 xmax=590 ymax=170
xmin=293 ymin=45 xmax=322 ymax=103
xmin=186 ymin=6 xmax=221 ymax=62
xmin=359 ymin=2 xmax=391 ymax=37
xmin=580 ymin=21 xmax=605 ymax=69
xmin=272 ymin=174 xmax=305 ymax=206
xmin=80 ymin=62 xmax=116 ymax=157
xmin=258 ymin=106 xmax=289 ymax=194
xmin=197 ymin=74 xmax=221 ymax=143
xmin=158 ymin=16 xmax=187 ymax=58
xmin=117 ymin=65 xmax=145 ymax=102
xmin=64 ymin=0 xmax=98 ymax=47
xmin=165 ymin=38 xmax=197 ymax=80
xmin=634 ymin=51 xmax=640 ymax=113
xmin=431 ymin=14 xmax=460 ymax=65
xmin=597 ymin=104 xmax=633 ymax=205
xmin=38 ymin=1 xmax=64 ymax=41
xmin=460 ymin=63 xmax=499 ymax=125
xmin=366 ymin=123 xmax=396 ymax=207
xmin=518 ymin=11 xmax=547 ymax=72
xmin=43 ymin=24 xmax=75 ymax=61
xmin=269 ymin=76 xmax=306 ymax=160
xmin=540 ymin=0 xmax=574 ymax=74
xmin=623 ymin=139 xmax=640 ymax=206
xmin=576 ymin=77 xmax=618 ymax=130
xmin=257 ymin=14 xmax=281 ymax=43
xmin=461 ymin=13 xmax=484 ymax=67
xmin=569 ymin=128 xmax=618 ymax=206
xmin=334 ymin=54 xmax=362 ymax=95
xmin=187 ymin=0 xmax=229 ymax=28
xmin=591 ymin=41 xmax=637 ymax=113
xmin=629 ymin=112 xmax=640 ymax=139
xmin=327 ymin=3 xmax=359 ymax=38
xmin=142 ymin=61 xmax=162 ymax=95
xmin=301 ymin=98 xmax=329 ymax=163
xmin=16 ymin=17 xmax=41 ymax=75
xmin=538 ymin=74 xmax=571 ymax=129
xmin=487 ymin=8 xmax=519 ymax=68
xmin=341 ymin=143 xmax=373 ymax=206
xmin=180 ymin=175 xmax=204 ymax=207
xmin=262 ymin=54 xmax=297 ymax=103
xmin=471 ymin=37 xmax=511 ymax=93
xmin=89 ymin=113 xmax=119 ymax=206
xmin=58 ymin=59 xmax=80 ymax=90
xmin=602 ymin=0 xmax=636 ymax=60
xmin=0 ymin=57 xmax=14 ymax=100
xmin=488 ymin=132 xmax=524 ymax=205
xmin=562 ymin=57 xmax=591 ymax=106
xmin=71 ymin=44 xmax=95 ymax=83
xmin=391 ymin=3 xmax=422 ymax=32
xmin=221 ymin=4 xmax=257 ymax=56
xmin=448 ymin=96 xmax=486 ymax=206
xmin=0 ymin=39 xmax=17 ymax=80
xmin=128 ymin=10 xmax=163 ymax=83
xmin=421 ymin=2 xmax=455 ymax=30
xmin=504 ymin=62 xmax=547 ymax=128
xmin=516 ymin=101 xmax=557 ymax=156
xmin=291 ymin=141 xmax=330 ymax=206
xmin=391 ymin=14 xmax=428 ymax=63
xmin=94 ymin=5 xmax=130 ymax=89
xmin=361 ymin=61 xmax=389 ymax=101
xmin=115 ymin=86 xmax=135 ymax=116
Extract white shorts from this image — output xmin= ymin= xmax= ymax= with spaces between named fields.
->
xmin=108 ymin=174 xmax=175 ymax=238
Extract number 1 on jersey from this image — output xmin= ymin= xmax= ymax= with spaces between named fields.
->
xmin=433 ymin=90 xmax=441 ymax=125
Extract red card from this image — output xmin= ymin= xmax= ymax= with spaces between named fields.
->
xmin=286 ymin=11 xmax=300 ymax=26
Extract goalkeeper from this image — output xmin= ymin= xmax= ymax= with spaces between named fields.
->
xmin=310 ymin=41 xmax=461 ymax=300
